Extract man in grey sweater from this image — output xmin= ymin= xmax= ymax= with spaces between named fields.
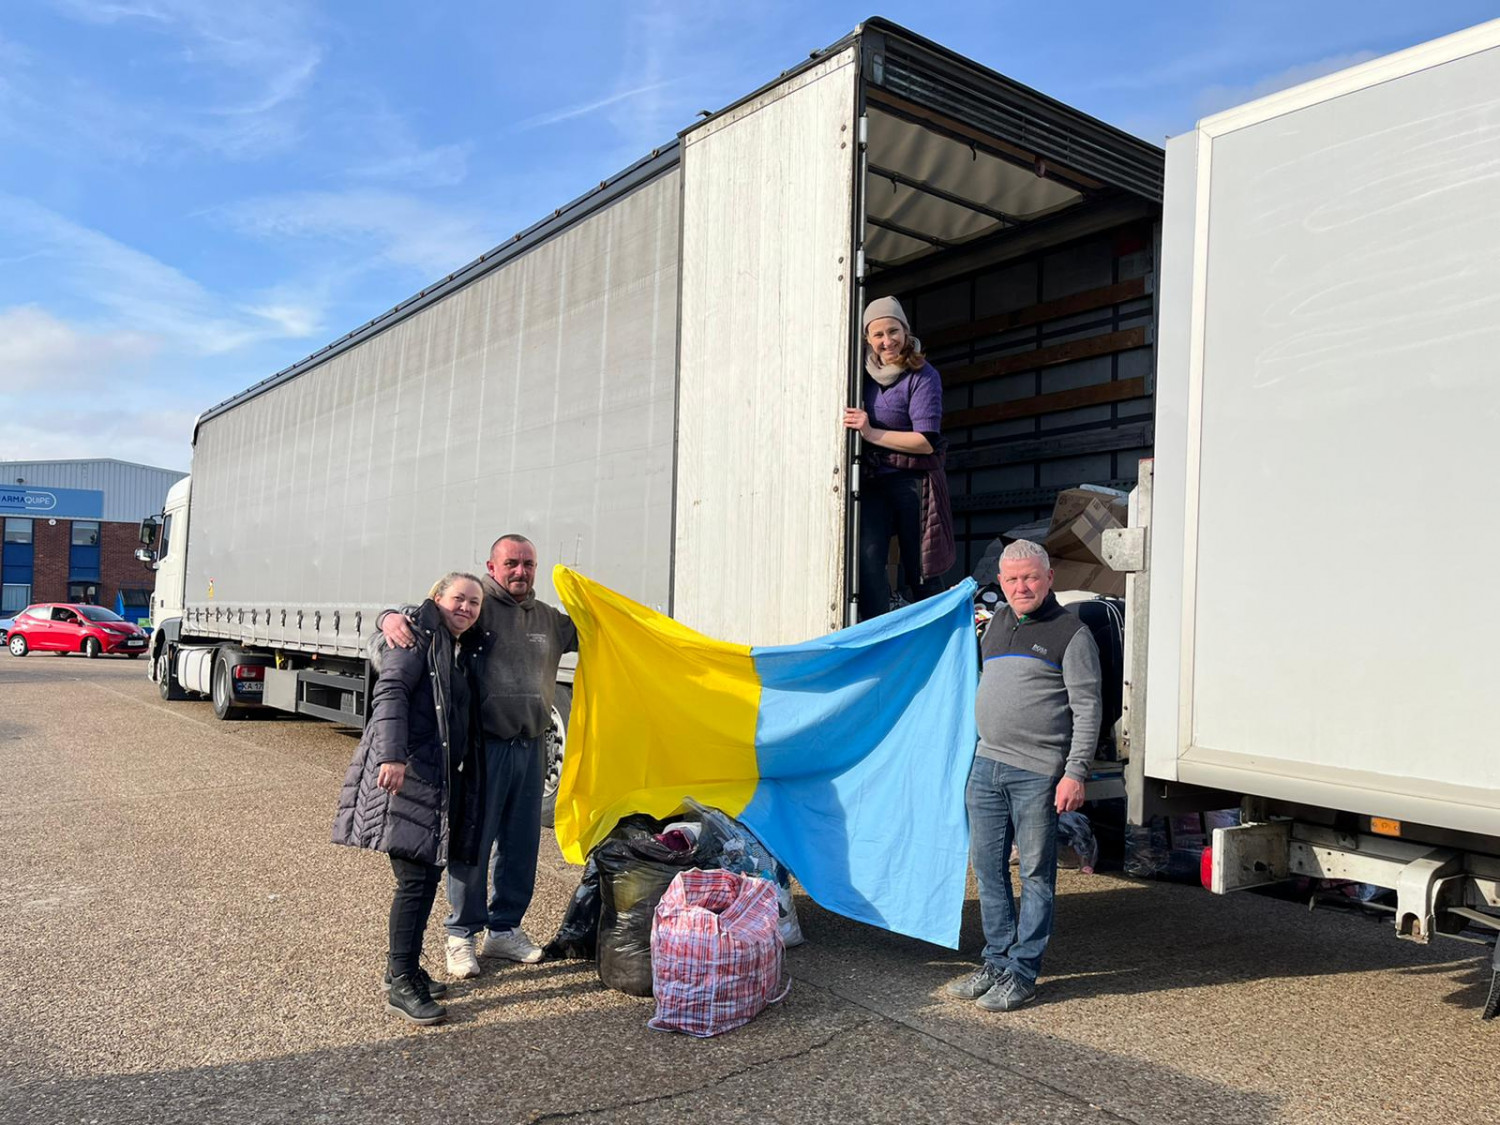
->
xmin=947 ymin=539 xmax=1102 ymax=1011
xmin=381 ymin=534 xmax=577 ymax=978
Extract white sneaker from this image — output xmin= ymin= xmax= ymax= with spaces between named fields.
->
xmin=479 ymin=926 xmax=543 ymax=964
xmin=445 ymin=935 xmax=481 ymax=979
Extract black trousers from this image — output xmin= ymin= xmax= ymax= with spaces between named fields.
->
xmin=388 ymin=854 xmax=443 ymax=978
xmin=858 ymin=472 xmax=929 ymax=620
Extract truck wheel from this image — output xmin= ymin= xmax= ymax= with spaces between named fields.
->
xmin=157 ymin=649 xmax=185 ymax=701
xmin=8 ymin=634 xmax=27 ymax=657
xmin=84 ymin=637 xmax=101 ymax=659
xmin=211 ymin=657 xmax=244 ymax=721
xmin=541 ymin=685 xmax=571 ymax=829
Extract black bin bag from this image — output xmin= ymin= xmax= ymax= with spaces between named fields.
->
xmin=542 ymin=854 xmax=602 ymax=962
xmin=593 ymin=812 xmax=724 ymax=996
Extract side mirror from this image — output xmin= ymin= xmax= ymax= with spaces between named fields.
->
xmin=135 ymin=548 xmax=158 ymax=567
xmin=139 ymin=517 xmax=159 ymax=546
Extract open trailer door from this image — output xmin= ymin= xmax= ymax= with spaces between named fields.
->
xmin=672 ymin=46 xmax=860 ymax=646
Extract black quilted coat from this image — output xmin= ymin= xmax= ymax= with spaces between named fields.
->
xmin=331 ymin=600 xmax=487 ymax=867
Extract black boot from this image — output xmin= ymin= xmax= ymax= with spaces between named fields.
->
xmin=386 ymin=972 xmax=447 ymax=1025
xmin=382 ymin=966 xmax=448 ymax=999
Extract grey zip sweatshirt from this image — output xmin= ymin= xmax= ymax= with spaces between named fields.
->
xmin=975 ymin=593 xmax=1102 ymax=781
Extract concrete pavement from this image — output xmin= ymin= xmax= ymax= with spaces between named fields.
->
xmin=1 ymin=653 xmax=1492 ymax=1124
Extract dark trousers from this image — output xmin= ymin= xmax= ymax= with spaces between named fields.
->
xmin=388 ymin=854 xmax=443 ymax=978
xmin=858 ymin=471 xmax=928 ymax=620
xmin=445 ymin=735 xmax=544 ymax=936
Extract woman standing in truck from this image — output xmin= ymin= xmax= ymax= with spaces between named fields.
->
xmin=843 ymin=296 xmax=955 ymax=619
xmin=332 ymin=572 xmax=489 ymax=1026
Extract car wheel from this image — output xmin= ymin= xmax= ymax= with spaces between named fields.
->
xmin=128 ymin=653 xmax=142 ymax=659
xmin=8 ymin=634 xmax=27 ymax=657
xmin=84 ymin=637 xmax=102 ymax=659
xmin=211 ymin=658 xmax=242 ymax=720
xmin=157 ymin=649 xmax=185 ymax=701
xmin=541 ymin=684 xmax=571 ymax=828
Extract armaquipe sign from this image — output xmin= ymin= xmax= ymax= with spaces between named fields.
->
xmin=0 ymin=487 xmax=105 ymax=519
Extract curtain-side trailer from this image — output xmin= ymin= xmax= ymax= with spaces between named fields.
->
xmin=142 ymin=18 xmax=1166 ymax=824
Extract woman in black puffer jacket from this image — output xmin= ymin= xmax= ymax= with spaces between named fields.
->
xmin=333 ymin=571 xmax=488 ymax=1025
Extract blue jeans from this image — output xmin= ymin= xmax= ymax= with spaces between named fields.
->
xmin=966 ymin=756 xmax=1059 ymax=985
xmin=444 ymin=735 xmax=543 ymax=938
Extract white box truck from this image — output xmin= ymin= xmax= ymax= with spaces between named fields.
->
xmin=1105 ymin=20 xmax=1500 ymax=1015
xmin=140 ymin=16 xmax=1500 ymax=1010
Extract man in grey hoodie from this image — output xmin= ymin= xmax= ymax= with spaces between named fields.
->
xmin=381 ymin=534 xmax=577 ymax=977
xmin=946 ymin=539 xmax=1102 ymax=1012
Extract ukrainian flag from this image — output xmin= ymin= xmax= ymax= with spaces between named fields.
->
xmin=552 ymin=566 xmax=978 ymax=949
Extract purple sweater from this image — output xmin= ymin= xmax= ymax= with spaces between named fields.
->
xmin=865 ymin=362 xmax=943 ymax=474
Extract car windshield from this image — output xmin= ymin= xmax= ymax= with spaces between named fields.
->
xmin=78 ymin=606 xmax=126 ymax=622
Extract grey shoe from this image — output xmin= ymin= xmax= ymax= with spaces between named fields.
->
xmin=976 ymin=972 xmax=1036 ymax=1012
xmin=480 ymin=926 xmax=543 ymax=964
xmin=945 ymin=964 xmax=1004 ymax=1001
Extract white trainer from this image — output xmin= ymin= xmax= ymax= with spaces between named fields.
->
xmin=479 ymin=926 xmax=543 ymax=964
xmin=445 ymin=934 xmax=481 ymax=979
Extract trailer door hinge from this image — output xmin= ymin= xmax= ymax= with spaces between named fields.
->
xmin=857 ymin=115 xmax=869 ymax=148
xmin=855 ymin=249 xmax=866 ymax=280
xmin=1102 ymin=526 xmax=1147 ymax=573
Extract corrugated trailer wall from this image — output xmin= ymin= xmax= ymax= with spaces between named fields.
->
xmin=184 ymin=170 xmax=681 ymax=655
xmin=903 ymin=222 xmax=1155 ymax=580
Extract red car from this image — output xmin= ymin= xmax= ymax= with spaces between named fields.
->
xmin=6 ymin=603 xmax=150 ymax=659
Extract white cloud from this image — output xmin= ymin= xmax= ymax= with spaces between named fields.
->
xmin=219 ymin=190 xmax=494 ymax=278
xmin=35 ymin=0 xmax=324 ymax=160
xmin=0 ymin=302 xmax=197 ymax=471
xmin=345 ymin=141 xmax=474 ymax=189
xmin=0 ymin=305 xmax=159 ymax=392
xmin=0 ymin=406 xmax=196 ymax=472
xmin=0 ymin=195 xmax=317 ymax=354
xmin=518 ymin=81 xmax=678 ymax=130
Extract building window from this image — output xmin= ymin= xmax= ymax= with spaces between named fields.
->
xmin=68 ymin=582 xmax=99 ymax=605
xmin=1 ymin=583 xmax=29 ymax=614
xmin=71 ymin=521 xmax=100 ymax=546
xmin=3 ymin=518 xmax=31 ymax=545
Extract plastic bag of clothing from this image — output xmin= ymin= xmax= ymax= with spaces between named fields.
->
xmin=1126 ymin=811 xmax=1237 ymax=882
xmin=1057 ymin=811 xmax=1099 ymax=874
xmin=542 ymin=854 xmax=601 ymax=961
xmin=647 ymin=869 xmax=790 ymax=1038
xmin=683 ymin=799 xmax=805 ymax=947
xmin=595 ymin=812 xmax=725 ymax=996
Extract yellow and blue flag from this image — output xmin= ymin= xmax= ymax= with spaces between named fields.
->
xmin=552 ymin=566 xmax=978 ymax=949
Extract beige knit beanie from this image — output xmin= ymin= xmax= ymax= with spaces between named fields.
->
xmin=862 ymin=295 xmax=910 ymax=334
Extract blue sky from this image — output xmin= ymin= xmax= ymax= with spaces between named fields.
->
xmin=2 ymin=0 xmax=1494 ymax=471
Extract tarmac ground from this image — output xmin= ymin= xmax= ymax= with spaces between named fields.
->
xmin=1 ymin=653 xmax=1495 ymax=1124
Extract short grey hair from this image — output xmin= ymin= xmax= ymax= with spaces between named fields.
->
xmin=1000 ymin=539 xmax=1050 ymax=569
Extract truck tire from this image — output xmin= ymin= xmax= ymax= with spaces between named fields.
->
xmin=157 ymin=649 xmax=185 ymax=701
xmin=211 ymin=655 xmax=244 ymax=721
xmin=541 ymin=684 xmax=571 ymax=829
xmin=8 ymin=634 xmax=27 ymax=657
